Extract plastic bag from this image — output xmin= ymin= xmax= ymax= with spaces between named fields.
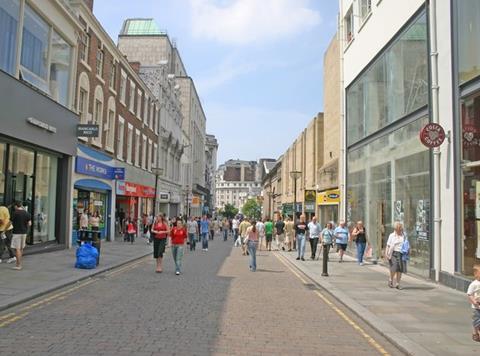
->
xmin=364 ymin=245 xmax=373 ymax=259
xmin=75 ymin=243 xmax=99 ymax=269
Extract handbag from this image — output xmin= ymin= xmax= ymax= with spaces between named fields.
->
xmin=364 ymin=245 xmax=372 ymax=258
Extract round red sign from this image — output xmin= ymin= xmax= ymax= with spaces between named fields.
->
xmin=420 ymin=123 xmax=445 ymax=148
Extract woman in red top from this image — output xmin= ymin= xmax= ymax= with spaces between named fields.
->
xmin=151 ymin=214 xmax=169 ymax=273
xmin=170 ymin=220 xmax=187 ymax=275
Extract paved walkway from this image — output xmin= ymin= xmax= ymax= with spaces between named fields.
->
xmin=279 ymin=246 xmax=480 ymax=356
xmin=0 ymin=237 xmax=403 ymax=355
xmin=0 ymin=238 xmax=152 ymax=311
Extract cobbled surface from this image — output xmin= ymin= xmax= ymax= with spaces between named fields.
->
xmin=0 ymin=236 xmax=404 ymax=355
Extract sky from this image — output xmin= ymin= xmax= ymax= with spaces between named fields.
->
xmin=93 ymin=0 xmax=339 ymax=166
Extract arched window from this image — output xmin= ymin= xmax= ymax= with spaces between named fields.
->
xmin=77 ymin=72 xmax=90 ymax=125
xmin=92 ymin=85 xmax=104 ymax=147
xmin=105 ymin=96 xmax=116 ymax=152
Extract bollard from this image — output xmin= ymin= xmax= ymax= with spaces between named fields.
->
xmin=322 ymin=243 xmax=330 ymax=276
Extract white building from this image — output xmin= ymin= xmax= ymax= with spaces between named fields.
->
xmin=340 ymin=0 xmax=479 ymax=290
xmin=205 ymin=134 xmax=219 ymax=213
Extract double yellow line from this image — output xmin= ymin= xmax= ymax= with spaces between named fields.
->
xmin=274 ymin=253 xmax=391 ymax=356
xmin=0 ymin=257 xmax=148 ymax=328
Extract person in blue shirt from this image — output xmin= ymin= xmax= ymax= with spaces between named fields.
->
xmin=200 ymin=215 xmax=210 ymax=251
xmin=334 ymin=220 xmax=350 ymax=263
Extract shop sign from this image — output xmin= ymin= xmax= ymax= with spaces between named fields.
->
xmin=317 ymin=189 xmax=340 ymax=205
xmin=158 ymin=192 xmax=170 ymax=203
xmin=191 ymin=195 xmax=201 ymax=208
xmin=77 ymin=124 xmax=99 ymax=137
xmin=76 ymin=157 xmax=117 ymax=180
xmin=420 ymin=123 xmax=445 ymax=148
xmin=463 ymin=124 xmax=480 ymax=148
xmin=26 ymin=117 xmax=57 ymax=134
xmin=304 ymin=190 xmax=316 ymax=202
xmin=305 ymin=203 xmax=315 ymax=213
xmin=116 ymin=181 xmax=155 ymax=198
xmin=113 ymin=168 xmax=125 ymax=180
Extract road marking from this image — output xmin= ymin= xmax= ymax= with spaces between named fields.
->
xmin=274 ymin=253 xmax=390 ymax=356
xmin=0 ymin=257 xmax=148 ymax=328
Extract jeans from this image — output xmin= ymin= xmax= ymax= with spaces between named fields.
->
xmin=356 ymin=242 xmax=366 ymax=264
xmin=201 ymin=232 xmax=208 ymax=249
xmin=210 ymin=230 xmax=214 ymax=240
xmin=247 ymin=240 xmax=257 ymax=271
xmin=309 ymin=237 xmax=319 ymax=258
xmin=188 ymin=233 xmax=196 ymax=251
xmin=233 ymin=228 xmax=239 ymax=243
xmin=296 ymin=234 xmax=306 ymax=258
xmin=223 ymin=229 xmax=228 ymax=241
xmin=172 ymin=245 xmax=184 ymax=273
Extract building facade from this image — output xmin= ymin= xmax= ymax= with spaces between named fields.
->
xmin=0 ymin=0 xmax=80 ymax=249
xmin=205 ymin=134 xmax=219 ymax=214
xmin=340 ymin=0 xmax=480 ymax=289
xmin=68 ymin=1 xmax=161 ymax=244
xmin=215 ymin=160 xmax=262 ymax=212
xmin=261 ymin=159 xmax=283 ymax=219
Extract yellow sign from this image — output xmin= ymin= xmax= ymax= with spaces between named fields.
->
xmin=191 ymin=195 xmax=201 ymax=208
xmin=317 ymin=189 xmax=340 ymax=205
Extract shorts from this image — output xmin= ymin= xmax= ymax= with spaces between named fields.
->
xmin=473 ymin=308 xmax=480 ymax=329
xmin=336 ymin=243 xmax=347 ymax=251
xmin=266 ymin=234 xmax=273 ymax=242
xmin=11 ymin=234 xmax=27 ymax=250
xmin=275 ymin=233 xmax=284 ymax=242
xmin=153 ymin=238 xmax=167 ymax=258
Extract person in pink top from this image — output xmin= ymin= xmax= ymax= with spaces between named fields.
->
xmin=244 ymin=220 xmax=259 ymax=272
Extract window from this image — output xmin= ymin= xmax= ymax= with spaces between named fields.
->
xmin=19 ymin=5 xmax=72 ymax=106
xmin=135 ymin=130 xmax=140 ymax=167
xmin=147 ymin=139 xmax=152 ymax=171
xmin=79 ymin=30 xmax=89 ymax=63
xmin=93 ymin=99 xmax=103 ymax=146
xmin=49 ymin=30 xmax=71 ymax=106
xmin=0 ymin=0 xmax=20 ymax=75
xmin=109 ymin=60 xmax=116 ymax=90
xmin=105 ymin=106 xmax=115 ymax=151
xmin=117 ymin=117 xmax=125 ymax=160
xmin=155 ymin=107 xmax=159 ymax=134
xmin=78 ymin=88 xmax=88 ymax=124
xmin=143 ymin=97 xmax=149 ymax=124
xmin=141 ymin=135 xmax=147 ymax=169
xmin=126 ymin=124 xmax=133 ymax=163
xmin=96 ymin=47 xmax=103 ymax=77
xmin=129 ymin=81 xmax=135 ymax=112
xmin=457 ymin=0 xmax=480 ymax=84
xmin=359 ymin=0 xmax=372 ymax=24
xmin=136 ymin=89 xmax=142 ymax=118
xmin=150 ymin=104 xmax=155 ymax=129
xmin=153 ymin=143 xmax=158 ymax=168
xmin=344 ymin=6 xmax=354 ymax=43
xmin=346 ymin=12 xmax=427 ymax=145
xmin=119 ymin=71 xmax=127 ymax=103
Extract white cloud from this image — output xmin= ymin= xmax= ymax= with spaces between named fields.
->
xmin=190 ymin=0 xmax=321 ymax=45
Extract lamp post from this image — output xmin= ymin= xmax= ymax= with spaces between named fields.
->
xmin=289 ymin=170 xmax=302 ymax=223
xmin=152 ymin=167 xmax=164 ymax=217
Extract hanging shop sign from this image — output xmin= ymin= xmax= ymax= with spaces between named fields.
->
xmin=317 ymin=189 xmax=340 ymax=205
xmin=305 ymin=203 xmax=316 ymax=213
xmin=77 ymin=124 xmax=99 ymax=137
xmin=420 ymin=123 xmax=445 ymax=148
xmin=191 ymin=195 xmax=201 ymax=208
xmin=304 ymin=190 xmax=316 ymax=202
xmin=116 ymin=181 xmax=155 ymax=198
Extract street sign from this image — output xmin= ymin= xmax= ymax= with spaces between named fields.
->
xmin=77 ymin=124 xmax=99 ymax=137
xmin=113 ymin=167 xmax=125 ymax=180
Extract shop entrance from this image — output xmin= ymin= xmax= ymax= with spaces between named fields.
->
xmin=73 ymin=188 xmax=108 ymax=243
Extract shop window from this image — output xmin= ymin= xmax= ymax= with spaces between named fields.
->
xmin=347 ymin=116 xmax=430 ymax=277
xmin=344 ymin=6 xmax=354 ymax=43
xmin=461 ymin=91 xmax=480 ymax=276
xmin=0 ymin=0 xmax=20 ymax=75
xmin=96 ymin=47 xmax=103 ymax=77
xmin=34 ymin=152 xmax=57 ymax=243
xmin=457 ymin=0 xmax=480 ymax=84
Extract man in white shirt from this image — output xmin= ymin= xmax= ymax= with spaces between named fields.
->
xmin=307 ymin=216 xmax=321 ymax=260
xmin=232 ymin=217 xmax=240 ymax=244
xmin=256 ymin=219 xmax=265 ymax=251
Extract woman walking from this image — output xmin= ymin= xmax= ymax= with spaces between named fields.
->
xmin=244 ymin=221 xmax=259 ymax=272
xmin=151 ymin=214 xmax=170 ymax=273
xmin=170 ymin=220 xmax=187 ymax=275
xmin=351 ymin=221 xmax=368 ymax=265
xmin=222 ymin=218 xmax=230 ymax=241
xmin=0 ymin=206 xmax=16 ymax=264
xmin=386 ymin=221 xmax=408 ymax=289
xmin=321 ymin=222 xmax=334 ymax=263
xmin=295 ymin=215 xmax=308 ymax=261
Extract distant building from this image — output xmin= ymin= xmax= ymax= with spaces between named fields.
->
xmin=205 ymin=134 xmax=218 ymax=214
xmin=215 ymin=159 xmax=267 ymax=211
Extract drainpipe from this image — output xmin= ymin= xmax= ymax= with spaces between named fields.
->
xmin=429 ymin=0 xmax=441 ymax=282
xmin=339 ymin=1 xmax=346 ymax=222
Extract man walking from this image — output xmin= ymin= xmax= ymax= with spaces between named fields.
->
xmin=274 ymin=216 xmax=285 ymax=251
xmin=187 ymin=216 xmax=198 ymax=251
xmin=232 ymin=216 xmax=240 ymax=244
xmin=295 ymin=214 xmax=308 ymax=261
xmin=11 ymin=201 xmax=31 ymax=270
xmin=256 ymin=218 xmax=266 ymax=251
xmin=308 ymin=216 xmax=321 ymax=260
xmin=200 ymin=215 xmax=210 ymax=251
xmin=239 ymin=218 xmax=251 ymax=255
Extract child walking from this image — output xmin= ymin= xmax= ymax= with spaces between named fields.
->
xmin=467 ymin=264 xmax=480 ymax=342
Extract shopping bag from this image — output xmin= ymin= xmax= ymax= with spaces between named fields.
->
xmin=75 ymin=243 xmax=99 ymax=269
xmin=364 ymin=245 xmax=373 ymax=259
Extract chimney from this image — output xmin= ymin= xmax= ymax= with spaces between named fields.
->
xmin=129 ymin=61 xmax=141 ymax=74
xmin=84 ymin=0 xmax=94 ymax=11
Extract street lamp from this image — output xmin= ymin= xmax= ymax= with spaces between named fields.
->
xmin=152 ymin=167 xmax=164 ymax=217
xmin=289 ymin=170 xmax=302 ymax=223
